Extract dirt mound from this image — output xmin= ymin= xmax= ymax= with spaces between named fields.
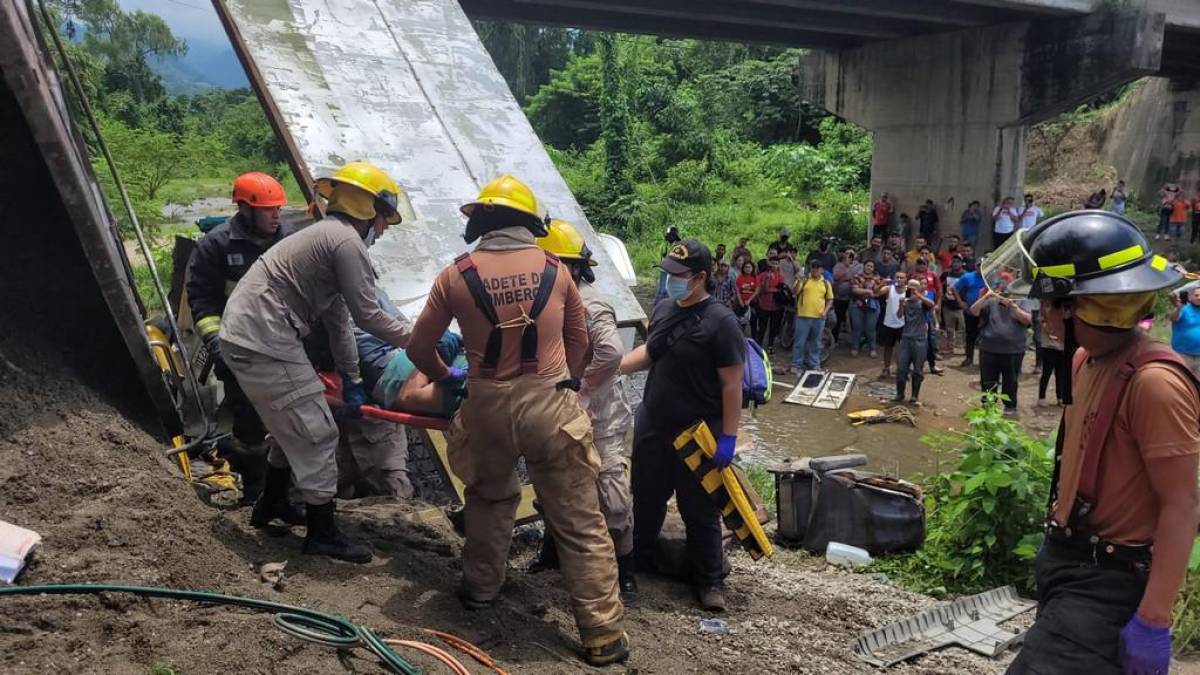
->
xmin=0 ymin=341 xmax=1019 ymax=674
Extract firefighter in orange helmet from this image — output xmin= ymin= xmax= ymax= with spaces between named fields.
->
xmin=186 ymin=171 xmax=292 ymax=502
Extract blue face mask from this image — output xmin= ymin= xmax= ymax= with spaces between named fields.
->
xmin=666 ymin=274 xmax=692 ymax=301
xmin=363 ymin=226 xmax=378 ymax=248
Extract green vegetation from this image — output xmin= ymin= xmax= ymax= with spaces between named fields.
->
xmin=43 ymin=0 xmax=292 ymax=237
xmin=40 ymin=1 xmax=294 ymax=313
xmin=742 ymin=464 xmax=777 ymax=518
xmin=877 ymin=395 xmax=1053 ymax=597
xmin=480 ymin=28 xmax=873 ymax=275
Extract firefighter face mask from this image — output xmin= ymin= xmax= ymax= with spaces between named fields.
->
xmin=1072 ymin=292 xmax=1157 ymax=329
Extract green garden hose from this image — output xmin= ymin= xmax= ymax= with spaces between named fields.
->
xmin=0 ymin=583 xmax=419 ymax=674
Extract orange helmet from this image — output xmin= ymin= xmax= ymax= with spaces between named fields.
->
xmin=232 ymin=172 xmax=286 ymax=208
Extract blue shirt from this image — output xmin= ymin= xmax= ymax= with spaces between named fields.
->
xmin=954 ymin=271 xmax=987 ymax=307
xmin=1172 ymin=303 xmax=1200 ymax=355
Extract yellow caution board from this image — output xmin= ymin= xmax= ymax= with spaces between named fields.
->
xmin=673 ymin=421 xmax=774 ymax=560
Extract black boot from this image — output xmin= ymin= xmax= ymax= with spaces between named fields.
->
xmin=910 ymin=379 xmax=922 ymax=404
xmin=617 ymin=554 xmax=638 ymax=605
xmin=527 ymin=528 xmax=560 ymax=573
xmin=250 ymin=466 xmax=306 ymax=527
xmin=893 ymin=380 xmax=906 ymax=402
xmin=302 ymin=501 xmax=372 ymax=564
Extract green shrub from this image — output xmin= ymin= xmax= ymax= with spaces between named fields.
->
xmin=876 ymin=394 xmax=1053 ymax=596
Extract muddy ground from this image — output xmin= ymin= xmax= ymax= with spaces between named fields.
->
xmin=0 ymin=329 xmax=1040 ymax=674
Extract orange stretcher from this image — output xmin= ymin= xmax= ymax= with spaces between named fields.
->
xmin=317 ymin=372 xmax=451 ymax=431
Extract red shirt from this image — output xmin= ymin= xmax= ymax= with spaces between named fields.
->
xmin=735 ymin=274 xmax=759 ymax=304
xmin=1172 ymin=197 xmax=1190 ymax=223
xmin=937 ymin=249 xmax=956 ymax=270
xmin=756 ymin=270 xmax=784 ymax=312
xmin=917 ymin=269 xmax=941 ymax=299
xmin=872 ymin=200 xmax=892 ymax=226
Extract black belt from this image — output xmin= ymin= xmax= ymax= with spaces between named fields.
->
xmin=1045 ymin=525 xmax=1152 ymax=573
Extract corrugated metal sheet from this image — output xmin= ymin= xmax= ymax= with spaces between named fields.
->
xmin=215 ymin=0 xmax=645 ymax=324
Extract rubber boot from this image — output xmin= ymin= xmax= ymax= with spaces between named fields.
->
xmin=250 ymin=466 xmax=306 ymax=527
xmin=910 ymin=379 xmax=922 ymax=404
xmin=302 ymin=501 xmax=372 ymax=564
xmin=892 ymin=380 xmax=906 ymax=403
xmin=527 ymin=528 xmax=560 ymax=573
xmin=585 ymin=632 xmax=630 ymax=667
xmin=617 ymin=554 xmax=638 ymax=606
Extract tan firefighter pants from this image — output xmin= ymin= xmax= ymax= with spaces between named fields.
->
xmin=221 ymin=342 xmax=338 ymax=504
xmin=446 ymin=370 xmax=624 ymax=647
xmin=595 ymin=433 xmax=633 ymax=557
xmin=337 ymin=417 xmax=413 ymax=499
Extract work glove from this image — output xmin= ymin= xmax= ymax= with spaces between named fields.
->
xmin=203 ymin=333 xmax=222 ymax=362
xmin=1119 ymin=613 xmax=1171 ymax=675
xmin=713 ymin=433 xmax=737 ymax=469
xmin=341 ymin=374 xmax=367 ymax=419
xmin=435 ymin=331 xmax=464 ymax=365
xmin=440 ymin=365 xmax=468 ymax=391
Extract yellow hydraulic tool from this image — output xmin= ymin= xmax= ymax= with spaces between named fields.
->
xmin=673 ymin=420 xmax=774 ymax=560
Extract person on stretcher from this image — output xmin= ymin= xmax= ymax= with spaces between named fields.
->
xmin=353 ymin=289 xmax=468 ymax=418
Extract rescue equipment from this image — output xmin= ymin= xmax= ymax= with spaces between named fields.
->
xmin=672 ymin=420 xmax=774 ymax=560
xmin=770 ymin=455 xmax=924 ymax=554
xmin=453 ymin=250 xmax=559 ymax=378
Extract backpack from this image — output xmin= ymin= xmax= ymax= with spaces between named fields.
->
xmin=743 ymin=337 xmax=772 ymax=408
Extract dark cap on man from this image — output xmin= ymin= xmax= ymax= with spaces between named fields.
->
xmin=660 ymin=238 xmax=713 ymax=275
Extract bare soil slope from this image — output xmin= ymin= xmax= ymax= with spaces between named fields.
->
xmin=0 ymin=337 xmax=1021 ymax=675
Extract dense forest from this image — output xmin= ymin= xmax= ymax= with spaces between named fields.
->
xmin=477 ymin=23 xmax=872 ymax=270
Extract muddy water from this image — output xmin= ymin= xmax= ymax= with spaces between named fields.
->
xmin=624 ymin=286 xmax=1060 ymax=479
xmin=624 ymin=355 xmax=969 ymax=480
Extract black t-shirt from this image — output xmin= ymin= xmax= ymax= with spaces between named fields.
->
xmin=641 ymin=297 xmax=745 ymax=435
xmin=940 ymin=270 xmax=963 ymax=310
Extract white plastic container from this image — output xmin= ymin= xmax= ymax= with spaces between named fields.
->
xmin=826 ymin=541 xmax=873 ymax=568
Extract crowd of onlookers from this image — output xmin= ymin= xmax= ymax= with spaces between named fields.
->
xmin=703 ymin=213 xmax=1046 ymax=411
xmin=681 ymin=180 xmax=1200 ymax=413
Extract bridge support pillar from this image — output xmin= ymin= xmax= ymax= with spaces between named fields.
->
xmin=1105 ymin=77 xmax=1200 ymax=205
xmin=801 ymin=10 xmax=1165 ymax=250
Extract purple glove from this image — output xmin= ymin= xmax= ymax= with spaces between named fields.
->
xmin=714 ymin=433 xmax=737 ymax=469
xmin=1119 ymin=613 xmax=1171 ymax=675
xmin=440 ymin=366 xmax=468 ymax=388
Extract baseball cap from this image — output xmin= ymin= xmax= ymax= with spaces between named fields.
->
xmin=660 ymin=238 xmax=713 ymax=275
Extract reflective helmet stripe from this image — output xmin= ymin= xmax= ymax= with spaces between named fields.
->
xmin=1098 ymin=244 xmax=1144 ymax=270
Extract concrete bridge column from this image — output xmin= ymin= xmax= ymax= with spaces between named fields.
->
xmin=1105 ymin=78 xmax=1200 ymax=205
xmin=801 ymin=10 xmax=1166 ymax=252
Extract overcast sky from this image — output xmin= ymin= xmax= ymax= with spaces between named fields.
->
xmin=117 ymin=0 xmax=230 ymax=47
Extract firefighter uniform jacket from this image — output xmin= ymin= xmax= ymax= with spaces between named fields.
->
xmin=186 ymin=213 xmax=295 ymax=333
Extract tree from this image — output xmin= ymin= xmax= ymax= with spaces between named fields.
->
xmin=473 ymin=21 xmax=576 ymax=103
xmin=598 ymin=33 xmax=632 ymax=212
xmin=524 ymin=53 xmax=602 ymax=150
xmin=51 ymin=0 xmax=186 ymax=104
